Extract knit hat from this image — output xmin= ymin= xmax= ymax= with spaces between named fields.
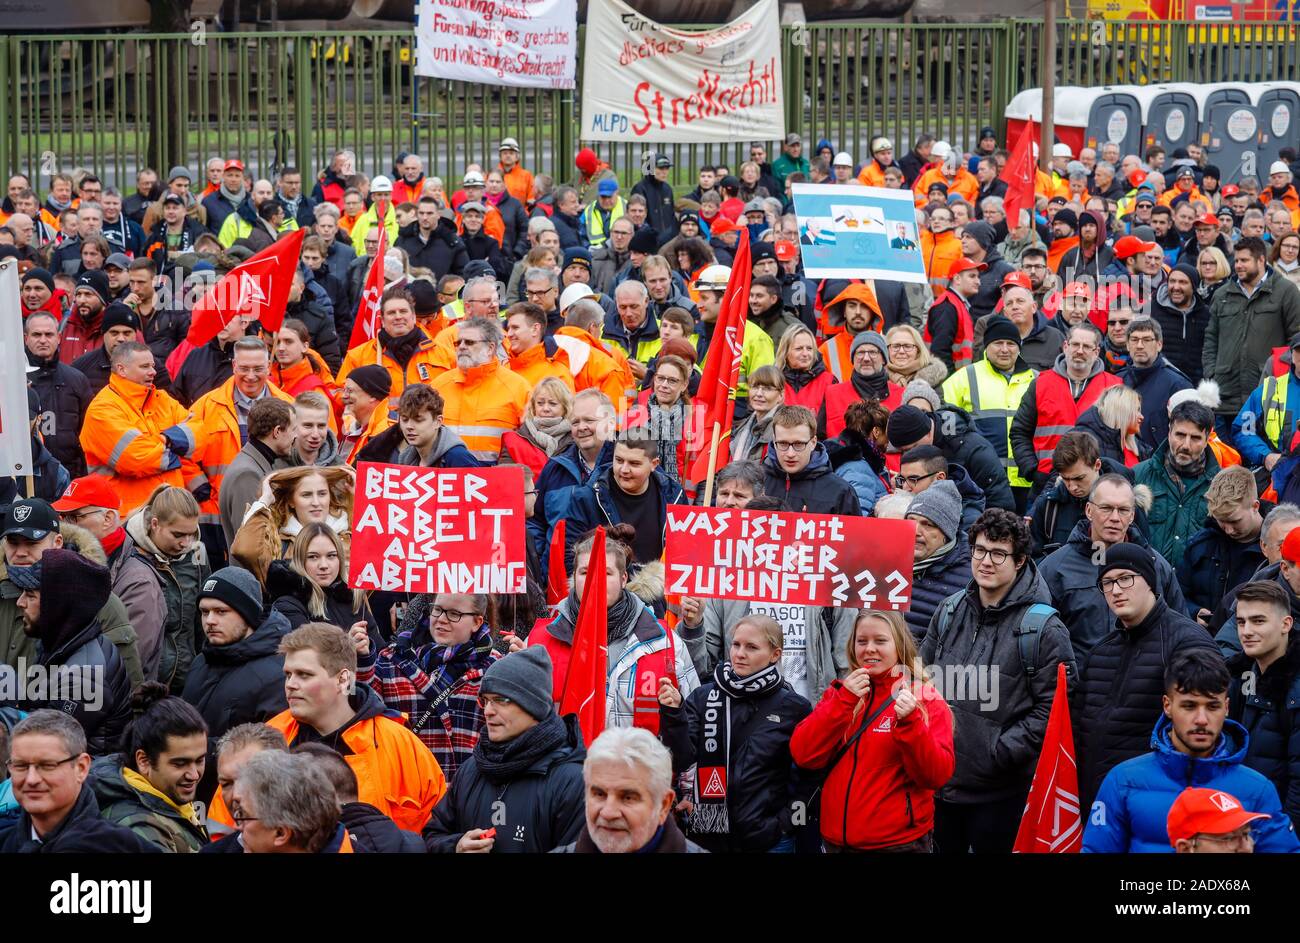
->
xmin=901 ymin=379 xmax=941 ymax=412
xmin=480 ymin=646 xmax=554 ymax=721
xmin=886 ymin=404 xmax=934 ymax=450
xmin=407 ymin=279 xmax=440 ymax=316
xmin=562 ymin=247 xmax=592 ymax=272
xmin=463 ymin=260 xmax=496 ymax=281
xmin=961 ymin=220 xmax=997 ymax=250
xmin=983 ymin=316 xmax=1023 ymax=349
xmin=1171 ymin=262 xmax=1200 ymax=290
xmin=906 ymin=478 xmax=962 ymax=542
xmin=751 ymin=241 xmax=776 ymax=264
xmin=167 ymin=165 xmax=191 ymax=183
xmin=574 ymin=148 xmax=600 ymax=176
xmin=22 ymin=268 xmax=54 ymax=292
xmin=199 ymin=566 xmax=264 ymax=630
xmin=1097 ymin=542 xmax=1158 ymax=592
xmin=348 ymin=364 xmax=392 ymax=401
xmin=75 ymin=270 xmax=111 ymax=305
xmin=1202 ymin=164 xmax=1222 ymax=181
xmin=101 ymin=303 xmax=141 ymax=334
xmin=1053 ymin=209 xmax=1079 ymax=233
xmin=849 ymin=330 xmax=887 ymax=362
xmin=629 ymin=229 xmax=659 ymax=254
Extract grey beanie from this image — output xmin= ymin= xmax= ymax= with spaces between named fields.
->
xmin=901 ymin=379 xmax=941 ymax=412
xmin=849 ymin=330 xmax=887 ymax=362
xmin=962 ymin=220 xmax=997 ymax=250
xmin=198 ymin=566 xmax=264 ymax=630
xmin=906 ymin=478 xmax=963 ymax=543
xmin=480 ymin=646 xmax=555 ymax=721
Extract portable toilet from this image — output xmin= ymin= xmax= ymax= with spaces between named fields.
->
xmin=1004 ymin=86 xmax=1142 ymax=159
xmin=1251 ymin=82 xmax=1300 ymax=172
xmin=1191 ymin=83 xmax=1260 ymax=183
xmin=1134 ymin=84 xmax=1199 ymax=155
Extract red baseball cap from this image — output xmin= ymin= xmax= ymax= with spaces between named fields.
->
xmin=1194 ymin=212 xmax=1220 ymax=228
xmin=1167 ymin=788 xmax=1269 ymax=847
xmin=224 ymin=159 xmax=245 ymax=172
xmin=1282 ymin=526 xmax=1300 ymax=565
xmin=1220 ymin=184 xmax=1241 ymax=197
xmin=1128 ymin=169 xmax=1148 ymax=187
xmin=709 ymin=216 xmax=737 ymax=236
xmin=1064 ymin=281 xmax=1092 ymax=299
xmin=774 ymin=240 xmax=798 ymax=262
xmin=1000 ymin=270 xmax=1031 ymax=292
xmin=1114 ymin=235 xmax=1158 ymax=260
xmin=52 ymin=475 xmax=122 ymax=514
xmin=948 ymin=257 xmax=988 ymax=278
xmin=719 ymin=197 xmax=745 ymax=222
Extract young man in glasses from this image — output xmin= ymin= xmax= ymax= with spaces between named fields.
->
xmin=758 ymin=404 xmax=860 ymax=516
xmin=897 ymin=444 xmax=985 ymax=532
xmin=1071 ymin=544 xmax=1221 ymax=815
xmin=1081 ymin=647 xmax=1296 ymax=853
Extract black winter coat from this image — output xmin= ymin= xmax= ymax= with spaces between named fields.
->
xmin=0 ymin=783 xmax=157 ymax=853
xmin=933 ymin=406 xmax=1016 ymax=511
xmin=1071 ymin=406 xmax=1147 ymax=468
xmin=341 ymin=801 xmax=425 ymax=853
xmin=266 ymin=559 xmax=382 ymax=652
xmin=1027 ymin=457 xmax=1146 ymax=558
xmin=27 ymin=619 xmax=132 ymax=756
xmin=304 ymin=264 xmax=350 ymax=333
xmin=1177 ymin=504 xmax=1272 ymax=621
xmin=1120 ymin=356 xmax=1193 ymax=453
xmin=659 ymin=675 xmax=814 ymax=853
xmin=906 ymin=535 xmax=973 ymax=642
xmin=284 ymin=296 xmax=342 ymax=374
xmin=139 ymin=302 xmax=190 ymax=365
xmin=26 ymin=351 xmax=92 ymax=478
xmin=1072 ymin=599 xmax=1219 ymax=808
xmin=394 ymin=219 xmax=469 ymax=280
xmin=631 ymin=175 xmax=679 ymax=240
xmin=1149 ymin=285 xmax=1211 ymax=384
xmin=181 ymin=609 xmax=291 ymax=742
xmin=760 ymin=442 xmax=862 ymax=515
xmin=492 ymin=194 xmax=531 ymax=259
xmin=967 ymin=248 xmax=1016 ymax=322
xmin=173 ymin=337 xmax=235 ymax=407
xmin=1228 ymin=640 xmax=1300 ymax=828
xmin=422 ymin=713 xmax=587 ymax=853
xmin=550 ymin=209 xmax=583 ymax=249
xmin=947 ymin=463 xmax=988 ymax=532
xmin=463 ymin=230 xmax=512 ymax=283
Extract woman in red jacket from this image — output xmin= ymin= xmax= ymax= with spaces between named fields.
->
xmin=778 ymin=325 xmax=835 ymax=414
xmin=791 ymin=609 xmax=955 ymax=852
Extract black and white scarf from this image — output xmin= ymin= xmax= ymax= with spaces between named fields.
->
xmin=689 ymin=660 xmax=783 ymax=835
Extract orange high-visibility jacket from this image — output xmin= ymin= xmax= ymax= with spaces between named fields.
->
xmin=920 ymin=230 xmax=963 ymax=298
xmin=81 ymin=374 xmax=197 ymax=516
xmin=431 ymin=360 xmax=532 ymax=462
xmin=338 ymin=331 xmax=444 ymax=421
xmin=912 ymin=165 xmax=979 ymax=208
xmin=556 ymin=326 xmax=633 ymax=410
xmin=508 ymin=339 xmax=577 ymax=391
xmin=343 ymin=405 xmax=393 ymax=465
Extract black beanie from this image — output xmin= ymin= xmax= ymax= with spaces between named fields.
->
xmin=629 ymin=228 xmax=659 ymax=254
xmin=22 ymin=268 xmax=54 ymax=293
xmin=1097 ymin=542 xmax=1158 ymax=593
xmin=102 ymin=302 xmax=142 ymax=334
xmin=983 ymin=316 xmax=1023 ymax=348
xmin=199 ymin=566 xmax=264 ymax=631
xmin=1171 ymin=262 xmax=1200 ymax=291
xmin=407 ymin=279 xmax=440 ymax=316
xmin=886 ymin=404 xmax=934 ymax=450
xmin=348 ymin=364 xmax=392 ymax=401
xmin=1054 ymin=209 xmax=1079 ymax=233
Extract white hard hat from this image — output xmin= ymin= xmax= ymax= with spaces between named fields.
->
xmin=695 ymin=264 xmax=732 ymax=291
xmin=1051 ymin=143 xmax=1073 ymax=159
xmin=1270 ymin=160 xmax=1292 ymax=176
xmin=370 ymin=174 xmax=393 ymax=192
xmin=930 ymin=140 xmax=952 ymax=161
xmin=833 ymin=152 xmax=854 ymax=167
xmin=560 ymin=283 xmax=599 ymax=313
xmin=871 ymin=136 xmax=893 ymax=154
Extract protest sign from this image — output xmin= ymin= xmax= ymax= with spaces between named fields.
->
xmin=791 ymin=183 xmax=928 ymax=283
xmin=664 ymin=506 xmax=915 ymax=609
xmin=0 ymin=260 xmax=33 ymax=477
xmin=580 ymin=0 xmax=783 ymax=143
xmin=349 ymin=463 xmax=527 ymax=594
xmin=415 ymin=0 xmax=577 ymax=89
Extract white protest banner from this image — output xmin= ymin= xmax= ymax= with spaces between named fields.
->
xmin=415 ymin=0 xmax=577 ymax=89
xmin=0 ymin=260 xmax=33 ymax=477
xmin=791 ymin=183 xmax=929 ymax=283
xmin=580 ymin=0 xmax=784 ymax=143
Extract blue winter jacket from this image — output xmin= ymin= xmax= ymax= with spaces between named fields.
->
xmin=1082 ymin=715 xmax=1300 ymax=853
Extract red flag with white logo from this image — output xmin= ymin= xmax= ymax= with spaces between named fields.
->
xmin=1000 ymin=122 xmax=1038 ymax=236
xmin=347 ymin=200 xmax=389 ymax=351
xmin=185 ymin=228 xmax=306 ymax=347
xmin=1013 ymin=662 xmax=1081 ymax=853
xmin=559 ymin=526 xmax=607 ymax=747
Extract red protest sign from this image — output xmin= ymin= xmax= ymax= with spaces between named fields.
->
xmin=349 ymin=463 xmax=527 ymax=595
xmin=664 ymin=505 xmax=915 ymax=610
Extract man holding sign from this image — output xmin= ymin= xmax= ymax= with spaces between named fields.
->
xmin=759 ymin=405 xmax=860 ymax=515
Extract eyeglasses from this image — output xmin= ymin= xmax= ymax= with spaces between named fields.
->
xmin=894 ymin=471 xmax=939 ymax=488
xmin=524 ymin=287 xmax=555 ymax=298
xmin=7 ymin=755 xmax=78 ymax=775
xmin=1090 ymin=503 xmax=1135 ymax=519
xmin=1100 ymin=573 xmax=1137 ymax=593
xmin=773 ymin=440 xmax=811 ymax=453
xmin=1108 ymin=319 xmax=1133 ymax=328
xmin=887 ymin=343 xmax=918 ymax=352
xmin=1192 ymin=828 xmax=1255 ymax=850
xmin=454 ymin=338 xmax=488 ymax=348
xmin=971 ymin=545 xmax=1012 ymax=565
xmin=478 ymin=694 xmax=515 ymax=708
xmin=430 ymin=605 xmax=483 ymax=623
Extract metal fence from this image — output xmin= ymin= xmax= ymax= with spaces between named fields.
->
xmin=2 ymin=19 xmax=1298 ymax=191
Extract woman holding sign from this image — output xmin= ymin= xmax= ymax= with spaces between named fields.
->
xmin=790 ymin=611 xmax=954 ymax=853
xmin=657 ymin=614 xmax=813 ymax=853
xmin=230 ymin=466 xmax=354 ymax=587
xmin=267 ymin=522 xmax=381 ymax=649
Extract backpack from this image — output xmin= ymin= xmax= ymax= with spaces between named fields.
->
xmin=933 ymin=593 xmax=1057 ymax=699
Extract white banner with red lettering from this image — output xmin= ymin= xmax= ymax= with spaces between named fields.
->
xmin=580 ymin=0 xmax=784 ymax=143
xmin=414 ymin=0 xmax=577 ymax=89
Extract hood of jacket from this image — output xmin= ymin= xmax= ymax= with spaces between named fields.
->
xmin=26 ymin=547 xmax=112 ymax=651
xmin=1150 ymin=714 xmax=1250 ymax=783
xmin=1153 ymin=282 xmax=1200 ymax=314
xmin=963 ymin=554 xmax=1050 ymax=613
xmin=123 ymin=509 xmax=205 ymax=568
xmin=932 ymin=405 xmax=975 ymax=447
xmin=946 ymin=462 xmax=985 ymax=505
xmin=1050 ymin=351 xmax=1107 ymax=383
xmin=290 ymin=428 xmax=342 ymax=467
xmin=824 ymin=283 xmax=883 ymax=331
xmin=1064 ymin=515 xmax=1155 ymax=557
xmin=762 ymin=439 xmax=833 ymax=482
xmin=201 ymin=608 xmax=291 ymax=667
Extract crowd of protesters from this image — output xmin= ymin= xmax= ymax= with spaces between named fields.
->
xmin=2 ymin=128 xmax=1300 ymax=855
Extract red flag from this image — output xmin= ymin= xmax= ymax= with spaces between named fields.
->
xmin=347 ymin=200 xmax=389 ymax=351
xmin=559 ymin=526 xmax=607 ymax=747
xmin=185 ymin=228 xmax=306 ymax=347
xmin=1000 ymin=122 xmax=1038 ymax=234
xmin=684 ymin=229 xmax=752 ymax=495
xmin=1013 ymin=662 xmax=1082 ymax=853
xmin=546 ymin=518 xmax=567 ymax=610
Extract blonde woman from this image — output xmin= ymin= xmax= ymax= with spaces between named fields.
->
xmin=1074 ymin=384 xmax=1146 ymax=468
xmin=499 ymin=375 xmax=573 ymax=477
xmin=791 ymin=610 xmax=954 ymax=852
xmin=1196 ymin=246 xmax=1231 ymax=304
xmin=230 ymin=466 xmax=354 ymax=586
xmin=267 ymin=522 xmax=379 ymax=647
xmin=776 ymin=324 xmax=834 ymax=413
xmin=885 ymin=324 xmax=948 ymax=388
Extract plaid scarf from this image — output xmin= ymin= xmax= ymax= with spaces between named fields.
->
xmin=409 ymin=623 xmax=495 ymax=729
xmin=689 ymin=660 xmax=783 ymax=836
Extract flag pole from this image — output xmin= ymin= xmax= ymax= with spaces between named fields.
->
xmin=701 ymin=420 xmax=723 ymax=507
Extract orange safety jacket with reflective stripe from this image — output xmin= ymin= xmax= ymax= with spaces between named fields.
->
xmin=920 ymin=230 xmax=963 ymax=297
xmin=924 ymin=289 xmax=975 ymax=369
xmin=508 ymin=338 xmax=577 ymax=391
xmin=266 ymin=708 xmax=447 ymax=833
xmin=912 ymin=165 xmax=979 ymax=208
xmin=1159 ymin=184 xmax=1207 ymax=209
xmin=184 ymin=379 xmax=295 ymax=523
xmin=554 ymin=326 xmax=630 ymax=410
xmin=337 ymin=331 xmax=444 ymax=421
xmin=431 ymin=360 xmax=532 ymax=462
xmin=1031 ymin=368 xmax=1121 ymax=473
xmin=343 ymin=404 xmax=394 ymax=464
xmin=819 ymin=282 xmax=884 ymax=340
xmin=81 ymin=374 xmax=197 ymax=516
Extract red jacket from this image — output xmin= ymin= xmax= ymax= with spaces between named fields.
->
xmin=791 ymin=679 xmax=954 ymax=850
xmin=784 ymin=369 xmax=836 ymax=414
xmin=59 ymin=308 xmax=105 ymax=365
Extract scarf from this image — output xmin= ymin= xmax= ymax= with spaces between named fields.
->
xmin=523 ymin=414 xmax=571 ymax=456
xmin=850 ymin=368 xmax=890 ymax=402
xmin=732 ymin=409 xmax=776 ymax=462
xmin=475 ymin=711 xmax=568 ymax=784
xmin=887 ymin=359 xmax=922 ymax=386
xmin=912 ymin=537 xmax=956 ymax=579
xmin=404 ymin=623 xmax=495 ymax=731
xmin=219 ymin=184 xmax=246 ymax=205
xmin=379 ymin=327 xmax=423 ymax=368
xmin=645 ymin=400 xmax=687 ymax=481
xmin=782 ymin=359 xmax=825 ymax=391
xmin=689 ymin=661 xmax=784 ymax=835
xmin=1165 ymin=446 xmax=1207 ymax=485
xmin=46 ymin=195 xmax=72 ymax=214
